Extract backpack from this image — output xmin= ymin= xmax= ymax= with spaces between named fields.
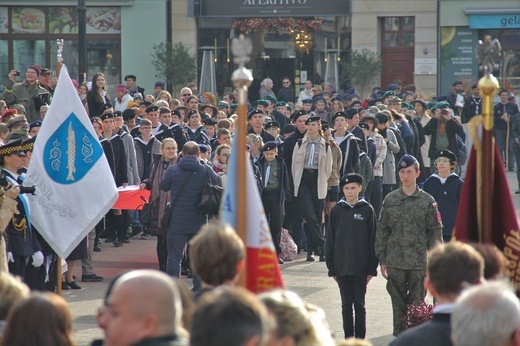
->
xmin=456 ymin=135 xmax=467 ymax=166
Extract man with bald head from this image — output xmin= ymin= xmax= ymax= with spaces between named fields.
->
xmin=98 ymin=269 xmax=188 ymax=346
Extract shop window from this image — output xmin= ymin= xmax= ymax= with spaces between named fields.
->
xmin=382 ymin=17 xmax=415 ymax=47
xmin=13 ymin=40 xmax=45 ymax=71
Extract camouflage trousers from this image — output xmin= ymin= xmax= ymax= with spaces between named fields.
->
xmin=386 ymin=267 xmax=426 ymax=336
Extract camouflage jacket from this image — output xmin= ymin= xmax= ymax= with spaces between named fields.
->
xmin=375 ymin=186 xmax=442 ymax=270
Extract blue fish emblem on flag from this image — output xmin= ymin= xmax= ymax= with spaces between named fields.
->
xmin=43 ymin=112 xmax=102 ymax=184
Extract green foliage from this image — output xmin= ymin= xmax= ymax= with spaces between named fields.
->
xmin=340 ymin=48 xmax=381 ymax=98
xmin=151 ymin=42 xmax=196 ymax=88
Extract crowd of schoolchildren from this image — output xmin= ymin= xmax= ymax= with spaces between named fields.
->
xmin=1 ymin=65 xmax=519 ymax=346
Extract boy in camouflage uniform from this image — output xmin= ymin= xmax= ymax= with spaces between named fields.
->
xmin=375 ymin=154 xmax=442 ymax=336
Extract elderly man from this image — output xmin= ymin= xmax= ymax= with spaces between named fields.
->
xmin=2 ymin=65 xmax=52 ymax=123
xmin=452 ymin=281 xmax=520 ymax=346
xmin=159 ymin=142 xmax=221 ymax=290
xmin=98 ymin=269 xmax=188 ymax=346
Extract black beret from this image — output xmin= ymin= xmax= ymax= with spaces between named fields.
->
xmin=332 ymin=111 xmax=348 ymax=123
xmin=262 ymin=141 xmax=278 ymax=152
xmin=171 ymin=109 xmax=181 ymax=118
xmin=198 ymin=143 xmax=208 ymax=153
xmin=350 ymin=100 xmax=362 ymax=107
xmin=122 ymin=108 xmax=136 ymax=121
xmin=248 ymin=108 xmax=264 ymax=121
xmin=291 ymin=110 xmax=308 ymax=122
xmin=99 ymin=103 xmax=113 ymax=114
xmin=302 ymin=99 xmax=313 ymax=104
xmin=124 ymin=75 xmax=137 ymax=81
xmin=434 ymin=149 xmax=457 ymax=163
xmin=345 ymin=108 xmax=359 ymax=119
xmin=281 ymin=124 xmax=296 ymax=135
xmin=339 ymin=173 xmax=363 ymax=188
xmin=140 ymin=100 xmax=152 ymax=107
xmin=113 ymin=111 xmax=122 ymax=118
xmin=100 ymin=113 xmax=114 ymax=121
xmin=331 ymin=96 xmax=343 ymax=102
xmin=375 ymin=112 xmax=390 ymax=124
xmin=321 ymin=121 xmax=330 ymax=131
xmin=359 ymin=123 xmax=370 ymax=131
xmin=264 ymin=121 xmax=280 ymax=130
xmin=397 ymin=154 xmax=419 ymax=171
xmin=146 ymin=105 xmax=159 ymax=113
xmin=187 ymin=110 xmax=199 ymax=118
xmin=305 ymin=116 xmax=321 ymax=125
xmin=202 ymin=117 xmax=217 ymax=125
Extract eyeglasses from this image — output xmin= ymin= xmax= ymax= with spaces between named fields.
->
xmin=182 ymin=94 xmax=191 ymax=97
xmin=283 ymin=81 xmax=290 ymax=84
xmin=434 ymin=158 xmax=451 ymax=164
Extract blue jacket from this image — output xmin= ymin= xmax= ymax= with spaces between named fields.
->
xmin=423 ymin=173 xmax=463 ymax=238
xmin=159 ymin=156 xmax=221 ymax=235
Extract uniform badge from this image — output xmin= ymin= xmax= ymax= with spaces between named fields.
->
xmin=433 ymin=202 xmax=442 ymax=224
xmin=401 ymin=161 xmax=407 ymax=167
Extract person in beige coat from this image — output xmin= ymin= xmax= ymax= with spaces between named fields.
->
xmin=292 ymin=116 xmax=333 ymax=262
xmin=0 ymin=185 xmax=20 ymax=273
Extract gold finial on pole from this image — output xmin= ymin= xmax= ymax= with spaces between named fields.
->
xmin=231 ymin=35 xmax=253 ymax=289
xmin=476 ymin=36 xmax=501 ymax=243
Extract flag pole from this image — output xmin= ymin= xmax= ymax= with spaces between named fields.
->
xmin=55 ymin=38 xmax=64 ymax=296
xmin=476 ymin=36 xmax=500 ymax=243
xmin=231 ymin=35 xmax=253 ymax=288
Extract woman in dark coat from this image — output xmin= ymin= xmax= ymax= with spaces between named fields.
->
xmin=140 ymin=138 xmax=179 ymax=272
xmin=87 ymin=73 xmax=110 ymax=118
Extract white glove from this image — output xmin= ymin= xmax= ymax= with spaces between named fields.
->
xmin=32 ymin=251 xmax=44 ymax=267
xmin=7 ymin=252 xmax=14 ymax=263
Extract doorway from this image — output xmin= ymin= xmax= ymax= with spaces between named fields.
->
xmin=381 ymin=17 xmax=415 ymax=88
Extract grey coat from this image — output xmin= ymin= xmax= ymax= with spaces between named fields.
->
xmin=382 ymin=129 xmax=400 ymax=185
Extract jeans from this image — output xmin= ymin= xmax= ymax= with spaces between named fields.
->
xmin=166 ymin=233 xmax=200 ymax=291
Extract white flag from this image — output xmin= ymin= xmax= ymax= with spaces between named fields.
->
xmin=24 ymin=65 xmax=117 ymax=259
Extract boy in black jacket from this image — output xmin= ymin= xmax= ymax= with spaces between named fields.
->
xmin=326 ymin=173 xmax=378 ymax=339
xmin=255 ymin=141 xmax=290 ymax=264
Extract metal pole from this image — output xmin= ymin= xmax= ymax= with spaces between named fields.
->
xmin=231 ymin=35 xmax=253 ymax=289
xmin=77 ymin=0 xmax=87 ymax=84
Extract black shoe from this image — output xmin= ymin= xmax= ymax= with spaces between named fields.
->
xmin=66 ymin=280 xmax=82 ymax=289
xmin=61 ymin=281 xmax=70 ymax=290
xmin=82 ymin=274 xmax=104 ymax=282
xmin=129 ymin=227 xmax=143 ymax=238
xmin=94 ymin=244 xmax=101 ymax=252
xmin=122 ymin=237 xmax=130 ymax=243
xmin=279 ymin=257 xmax=284 ymax=264
xmin=113 ymin=239 xmax=123 ymax=247
xmin=104 ymin=238 xmax=115 ymax=243
xmin=319 ymin=255 xmax=326 ymax=262
xmin=306 ymin=254 xmax=315 ymax=262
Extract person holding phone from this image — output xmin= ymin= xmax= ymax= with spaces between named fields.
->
xmin=1 ymin=65 xmax=52 ymax=123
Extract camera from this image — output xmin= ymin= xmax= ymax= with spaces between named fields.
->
xmin=14 ymin=71 xmax=20 ymax=76
xmin=0 ymin=173 xmax=36 ymax=195
xmin=18 ymin=186 xmax=36 ymax=195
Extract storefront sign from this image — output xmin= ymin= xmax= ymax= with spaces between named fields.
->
xmin=440 ymin=27 xmax=479 ymax=93
xmin=469 ymin=14 xmax=520 ymax=29
xmin=196 ymin=0 xmax=351 ymax=17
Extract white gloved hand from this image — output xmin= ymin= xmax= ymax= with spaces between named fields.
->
xmin=7 ymin=252 xmax=14 ymax=263
xmin=32 ymin=251 xmax=44 ymax=267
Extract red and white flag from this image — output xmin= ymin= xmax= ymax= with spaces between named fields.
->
xmin=220 ymin=137 xmax=284 ymax=293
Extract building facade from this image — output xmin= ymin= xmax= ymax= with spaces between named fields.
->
xmin=0 ymin=0 xmax=166 ymax=97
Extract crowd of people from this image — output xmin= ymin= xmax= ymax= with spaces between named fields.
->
xmin=0 ymin=64 xmax=520 ymax=345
